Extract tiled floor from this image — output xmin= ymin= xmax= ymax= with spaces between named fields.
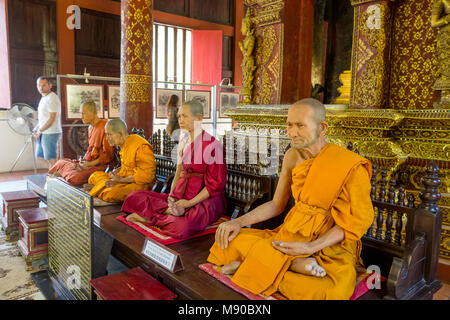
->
xmin=0 ymin=169 xmax=47 ymax=183
xmin=0 ymin=169 xmax=449 ymax=300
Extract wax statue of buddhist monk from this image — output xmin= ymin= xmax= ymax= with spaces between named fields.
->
xmin=85 ymin=119 xmax=156 ymax=206
xmin=48 ymin=101 xmax=114 ymax=185
xmin=122 ymin=100 xmax=227 ymax=239
xmin=207 ymin=98 xmax=374 ymax=300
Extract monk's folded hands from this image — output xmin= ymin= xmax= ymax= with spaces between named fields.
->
xmin=271 ymin=241 xmax=315 ymax=256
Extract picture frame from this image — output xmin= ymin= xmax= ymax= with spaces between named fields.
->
xmin=219 ymin=92 xmax=240 ymax=118
xmin=155 ymin=89 xmax=183 ymax=119
xmin=65 ymin=84 xmax=104 ymax=119
xmin=186 ymin=90 xmax=211 ymax=119
xmin=107 ymin=85 xmax=120 ymax=118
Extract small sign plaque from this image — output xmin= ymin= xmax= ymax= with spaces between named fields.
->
xmin=141 ymin=238 xmax=184 ymax=273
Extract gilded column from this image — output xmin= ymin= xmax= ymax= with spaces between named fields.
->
xmin=244 ymin=0 xmax=314 ymax=105
xmin=350 ymin=0 xmax=396 ymax=109
xmin=120 ymin=0 xmax=153 ymax=137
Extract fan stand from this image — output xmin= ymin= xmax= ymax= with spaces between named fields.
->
xmin=9 ymin=134 xmax=37 ymax=175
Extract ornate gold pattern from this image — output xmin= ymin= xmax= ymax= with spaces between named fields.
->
xmin=335 ymin=70 xmax=352 ymax=104
xmin=253 ymin=24 xmax=282 ymax=105
xmin=431 ymin=0 xmax=450 ymax=107
xmin=351 ymin=2 xmax=392 ymax=108
xmin=441 ymin=227 xmax=450 ymax=258
xmin=239 ymin=10 xmax=257 ymax=105
xmin=245 ymin=0 xmax=284 ymax=27
xmin=121 ymin=74 xmax=152 ymax=103
xmin=121 ymin=0 xmax=153 ymax=103
xmin=389 ymin=0 xmax=438 ymax=109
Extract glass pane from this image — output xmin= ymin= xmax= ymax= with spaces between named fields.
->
xmin=167 ymin=27 xmax=175 ymax=89
xmin=185 ymin=30 xmax=192 ymax=89
xmin=177 ymin=29 xmax=184 ymax=89
xmin=157 ymin=25 xmax=166 ymax=88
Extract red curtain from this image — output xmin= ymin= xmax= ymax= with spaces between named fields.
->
xmin=191 ymin=30 xmax=223 ymax=88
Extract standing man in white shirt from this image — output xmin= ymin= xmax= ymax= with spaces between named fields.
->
xmin=32 ymin=76 xmax=62 ymax=168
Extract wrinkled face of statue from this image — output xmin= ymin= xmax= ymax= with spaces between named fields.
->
xmin=177 ymin=105 xmax=196 ymax=132
xmin=105 ymin=125 xmax=123 ymax=147
xmin=286 ymin=104 xmax=321 ymax=150
xmin=80 ymin=104 xmax=96 ymax=125
xmin=37 ymin=79 xmax=52 ymax=96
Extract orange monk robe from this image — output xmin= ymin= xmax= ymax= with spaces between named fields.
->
xmin=48 ymin=119 xmax=113 ymax=185
xmin=207 ymin=143 xmax=375 ymax=300
xmin=88 ymin=134 xmax=156 ymax=203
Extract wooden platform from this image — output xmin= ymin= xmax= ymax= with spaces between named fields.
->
xmin=99 ymin=213 xmax=247 ymax=300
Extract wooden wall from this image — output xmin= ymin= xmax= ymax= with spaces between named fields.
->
xmin=8 ymin=0 xmax=57 ymax=108
xmin=75 ymin=8 xmax=121 ymax=78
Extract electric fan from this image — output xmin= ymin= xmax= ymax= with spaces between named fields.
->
xmin=5 ymin=103 xmax=38 ymax=173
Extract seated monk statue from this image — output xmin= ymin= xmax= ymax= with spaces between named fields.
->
xmin=86 ymin=119 xmax=156 ymax=206
xmin=122 ymin=100 xmax=227 ymax=239
xmin=48 ymin=101 xmax=114 ymax=185
xmin=207 ymin=98 xmax=374 ymax=300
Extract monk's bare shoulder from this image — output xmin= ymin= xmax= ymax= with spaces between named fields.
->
xmin=282 ymin=147 xmax=305 ymax=172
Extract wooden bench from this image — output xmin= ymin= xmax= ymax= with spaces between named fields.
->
xmin=119 ymin=131 xmax=442 ymax=300
xmin=36 ymin=128 xmax=442 ymax=300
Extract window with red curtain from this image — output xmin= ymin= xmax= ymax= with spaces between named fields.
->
xmin=191 ymin=30 xmax=223 ymax=88
xmin=0 ymin=0 xmax=11 ymax=109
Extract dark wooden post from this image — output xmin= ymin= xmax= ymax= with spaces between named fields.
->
xmin=120 ymin=0 xmax=153 ymax=138
xmin=416 ymin=162 xmax=442 ymax=285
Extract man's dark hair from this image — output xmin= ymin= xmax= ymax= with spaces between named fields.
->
xmin=36 ymin=76 xmax=51 ymax=85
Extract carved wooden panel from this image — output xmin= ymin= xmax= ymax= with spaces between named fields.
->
xmin=154 ymin=0 xmax=189 ymax=16
xmin=8 ymin=0 xmax=57 ymax=107
xmin=190 ymin=0 xmax=233 ymax=25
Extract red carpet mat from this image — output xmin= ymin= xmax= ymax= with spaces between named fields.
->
xmin=198 ymin=262 xmax=385 ymax=300
xmin=117 ymin=214 xmax=230 ymax=245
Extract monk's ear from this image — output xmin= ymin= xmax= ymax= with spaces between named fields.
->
xmin=319 ymin=121 xmax=328 ymax=137
xmin=195 ymin=114 xmax=203 ymax=121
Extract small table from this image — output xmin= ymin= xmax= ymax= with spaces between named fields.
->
xmin=90 ymin=267 xmax=177 ymax=300
xmin=1 ymin=190 xmax=40 ymax=241
xmin=17 ymin=207 xmax=48 ymax=271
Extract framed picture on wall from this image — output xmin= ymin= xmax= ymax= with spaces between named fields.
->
xmin=108 ymin=85 xmax=120 ymax=118
xmin=65 ymin=84 xmax=104 ymax=119
xmin=155 ymin=89 xmax=183 ymax=119
xmin=219 ymin=92 xmax=240 ymax=118
xmin=186 ymin=90 xmax=211 ymax=119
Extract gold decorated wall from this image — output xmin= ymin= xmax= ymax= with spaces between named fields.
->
xmin=389 ymin=0 xmax=439 ymax=109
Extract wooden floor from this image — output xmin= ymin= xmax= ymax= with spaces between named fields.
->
xmin=1 ymin=169 xmax=449 ymax=300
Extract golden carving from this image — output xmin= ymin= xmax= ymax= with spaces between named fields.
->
xmin=245 ymin=0 xmax=284 ymax=27
xmin=334 ymin=70 xmax=352 ymax=104
xmin=253 ymin=24 xmax=282 ymax=105
xmin=351 ymin=3 xmax=391 ymax=108
xmin=239 ymin=10 xmax=257 ymax=105
xmin=121 ymin=0 xmax=153 ymax=103
xmin=389 ymin=0 xmax=438 ymax=109
xmin=121 ymin=74 xmax=152 ymax=103
xmin=431 ymin=0 xmax=450 ymax=107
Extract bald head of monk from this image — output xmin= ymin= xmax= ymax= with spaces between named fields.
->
xmin=80 ymin=101 xmax=100 ymax=126
xmin=178 ymin=99 xmax=204 ymax=134
xmin=287 ymin=98 xmax=328 ymax=153
xmin=105 ymin=119 xmax=129 ymax=148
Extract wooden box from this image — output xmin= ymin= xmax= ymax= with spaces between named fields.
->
xmin=90 ymin=267 xmax=177 ymax=300
xmin=17 ymin=207 xmax=48 ymax=271
xmin=1 ymin=191 xmax=40 ymax=241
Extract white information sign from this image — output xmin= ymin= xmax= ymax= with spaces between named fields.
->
xmin=141 ymin=238 xmax=184 ymax=273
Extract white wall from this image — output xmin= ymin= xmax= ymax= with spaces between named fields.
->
xmin=0 ymin=111 xmax=47 ymax=172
